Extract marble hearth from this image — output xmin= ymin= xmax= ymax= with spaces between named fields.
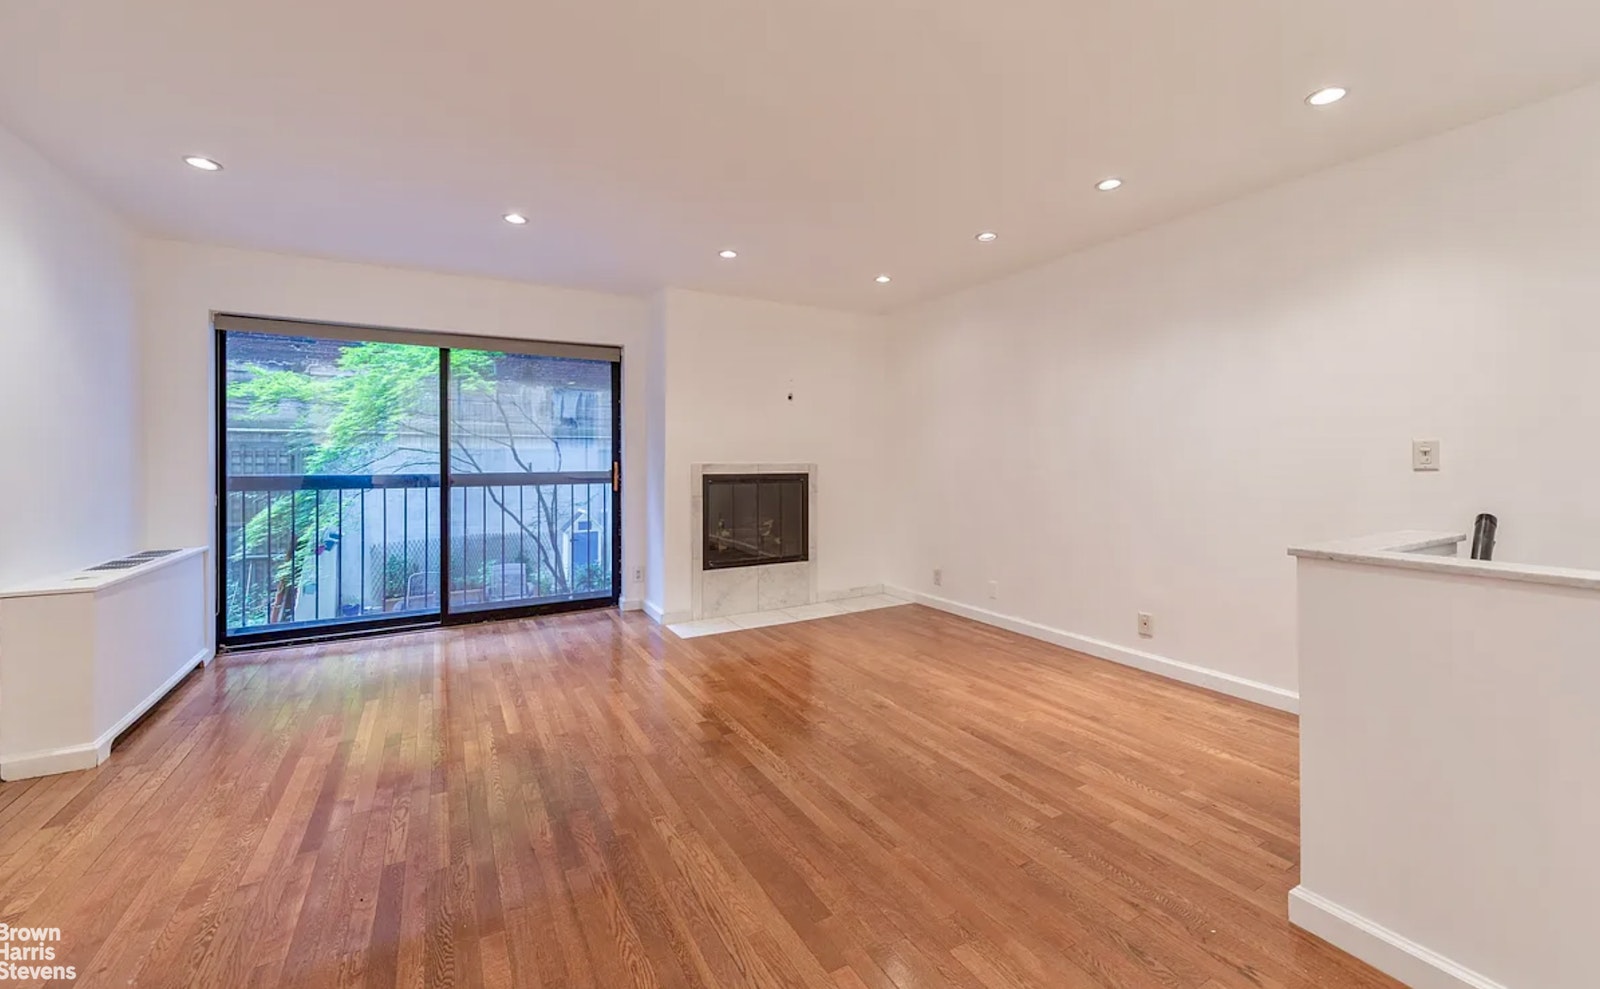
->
xmin=690 ymin=463 xmax=818 ymax=620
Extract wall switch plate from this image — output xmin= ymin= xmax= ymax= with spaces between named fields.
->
xmin=932 ymin=568 xmax=943 ymax=587
xmin=987 ymin=580 xmax=999 ymax=599
xmin=1413 ymin=439 xmax=1441 ymax=471
xmin=1137 ymin=612 xmax=1154 ymax=638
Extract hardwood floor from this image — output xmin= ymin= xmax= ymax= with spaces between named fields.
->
xmin=0 ymin=604 xmax=1401 ymax=989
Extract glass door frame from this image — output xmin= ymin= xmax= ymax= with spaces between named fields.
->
xmin=215 ymin=321 xmax=622 ymax=649
xmin=436 ymin=349 xmax=622 ymax=629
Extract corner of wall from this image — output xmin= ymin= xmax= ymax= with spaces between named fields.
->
xmin=642 ymin=290 xmax=670 ymax=614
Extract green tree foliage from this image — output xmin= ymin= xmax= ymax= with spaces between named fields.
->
xmin=234 ymin=344 xmax=494 ymax=472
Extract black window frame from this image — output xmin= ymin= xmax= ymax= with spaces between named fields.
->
xmin=215 ymin=316 xmax=624 ymax=650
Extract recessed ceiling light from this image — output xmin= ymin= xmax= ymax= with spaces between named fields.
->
xmin=719 ymin=249 xmax=738 ymax=259
xmin=184 ymin=155 xmax=222 ymax=171
xmin=1096 ymin=177 xmax=1123 ymax=192
xmin=975 ymin=231 xmax=998 ymax=243
xmin=1306 ymin=86 xmax=1348 ymax=107
xmin=503 ymin=212 xmax=528 ymax=225
xmin=875 ymin=274 xmax=892 ymax=284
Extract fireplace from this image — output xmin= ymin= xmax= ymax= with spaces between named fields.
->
xmin=703 ymin=473 xmax=809 ymax=570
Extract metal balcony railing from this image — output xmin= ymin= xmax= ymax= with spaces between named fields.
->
xmin=223 ymin=471 xmax=613 ymax=634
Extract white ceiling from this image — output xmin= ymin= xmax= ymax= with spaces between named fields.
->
xmin=3 ymin=0 xmax=1599 ymax=313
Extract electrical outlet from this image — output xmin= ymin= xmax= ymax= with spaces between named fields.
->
xmin=932 ymin=568 xmax=943 ymax=587
xmin=1137 ymin=612 xmax=1154 ymax=638
xmin=1412 ymin=439 xmax=1441 ymax=472
xmin=987 ymin=580 xmax=999 ymax=599
xmin=632 ymin=567 xmax=643 ymax=583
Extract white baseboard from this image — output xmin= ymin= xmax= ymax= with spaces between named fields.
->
xmin=1289 ymin=886 xmax=1507 ymax=989
xmin=1 ymin=647 xmax=210 ymax=781
xmin=883 ymin=585 xmax=1297 ymax=713
xmin=619 ymin=597 xmax=644 ymax=612
xmin=0 ymin=744 xmax=101 ymax=780
xmin=97 ymin=646 xmax=211 ymax=751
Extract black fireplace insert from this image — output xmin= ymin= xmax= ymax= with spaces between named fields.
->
xmin=703 ymin=473 xmax=808 ymax=570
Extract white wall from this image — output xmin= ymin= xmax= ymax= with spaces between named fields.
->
xmin=887 ymin=82 xmax=1600 ymax=698
xmin=0 ymin=125 xmax=140 ymax=587
xmin=654 ymin=289 xmax=886 ymax=617
xmin=137 ymin=240 xmax=653 ymax=634
xmin=1293 ymin=553 xmax=1599 ymax=989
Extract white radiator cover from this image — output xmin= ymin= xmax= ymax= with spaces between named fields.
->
xmin=0 ymin=548 xmax=209 ymax=779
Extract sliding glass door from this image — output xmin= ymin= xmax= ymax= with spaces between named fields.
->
xmin=218 ymin=318 xmax=620 ymax=646
xmin=446 ymin=349 xmax=617 ymax=614
xmin=220 ymin=331 xmax=443 ymax=637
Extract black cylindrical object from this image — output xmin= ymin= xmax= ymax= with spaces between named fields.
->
xmin=1471 ymin=513 xmax=1498 ymax=561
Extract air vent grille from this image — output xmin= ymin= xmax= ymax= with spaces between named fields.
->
xmin=86 ymin=559 xmax=145 ymax=571
xmin=84 ymin=550 xmax=182 ymax=572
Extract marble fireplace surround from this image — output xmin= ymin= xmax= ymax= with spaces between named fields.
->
xmin=691 ymin=463 xmax=819 ymax=620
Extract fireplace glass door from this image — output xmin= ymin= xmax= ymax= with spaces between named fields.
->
xmin=703 ymin=473 xmax=808 ymax=570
